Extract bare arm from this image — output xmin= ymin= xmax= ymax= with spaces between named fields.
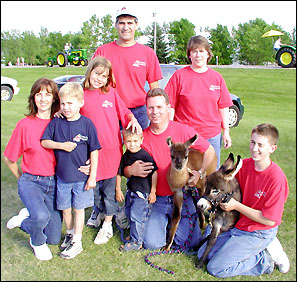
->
xmin=3 ymin=156 xmax=22 ymax=179
xmin=84 ymin=150 xmax=98 ymax=190
xmin=220 ymin=198 xmax=276 ymax=226
xmin=41 ymin=139 xmax=77 ymax=152
xmin=219 ymin=107 xmax=232 ymax=149
xmin=123 ymin=160 xmax=154 ymax=178
xmin=169 ymin=108 xmax=175 ymax=121
xmin=148 ymin=171 xmax=157 ymax=204
xmin=115 ymin=174 xmax=124 ymax=202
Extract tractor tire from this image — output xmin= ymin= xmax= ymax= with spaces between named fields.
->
xmin=72 ymin=58 xmax=80 ymax=66
xmin=47 ymin=60 xmax=54 ymax=67
xmin=276 ymin=48 xmax=296 ymax=68
xmin=57 ymin=52 xmax=68 ymax=67
xmin=79 ymin=59 xmax=88 ymax=66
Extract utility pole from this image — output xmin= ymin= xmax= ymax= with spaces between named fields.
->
xmin=153 ymin=12 xmax=157 ymax=53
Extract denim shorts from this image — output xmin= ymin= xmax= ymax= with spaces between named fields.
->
xmin=57 ymin=178 xmax=94 ymax=210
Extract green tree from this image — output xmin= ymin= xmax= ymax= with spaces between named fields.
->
xmin=168 ymin=18 xmax=196 ymax=64
xmin=99 ymin=14 xmax=117 ymax=45
xmin=21 ymin=31 xmax=40 ymax=65
xmin=208 ymin=24 xmax=235 ymax=65
xmin=1 ymin=30 xmax=23 ymax=65
xmin=145 ymin=22 xmax=170 ymax=63
xmin=46 ymin=31 xmax=65 ymax=57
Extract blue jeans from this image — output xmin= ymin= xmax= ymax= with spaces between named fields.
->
xmin=143 ymin=192 xmax=202 ymax=250
xmin=130 ymin=105 xmax=150 ymax=130
xmin=18 ymin=173 xmax=62 ymax=246
xmin=207 ymin=133 xmax=222 ymax=170
xmin=125 ymin=190 xmax=152 ymax=244
xmin=198 ymin=225 xmax=277 ymax=277
xmin=93 ymin=177 xmax=118 ymax=216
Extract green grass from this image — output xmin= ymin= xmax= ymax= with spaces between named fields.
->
xmin=1 ymin=66 xmax=296 ymax=281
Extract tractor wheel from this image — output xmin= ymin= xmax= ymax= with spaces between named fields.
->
xmin=72 ymin=58 xmax=80 ymax=66
xmin=47 ymin=60 xmax=54 ymax=67
xmin=79 ymin=59 xmax=88 ymax=66
xmin=276 ymin=48 xmax=296 ymax=68
xmin=57 ymin=52 xmax=68 ymax=67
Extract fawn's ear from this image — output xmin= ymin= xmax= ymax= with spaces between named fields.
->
xmin=166 ymin=136 xmax=173 ymax=147
xmin=185 ymin=134 xmax=198 ymax=147
xmin=223 ymin=155 xmax=242 ymax=181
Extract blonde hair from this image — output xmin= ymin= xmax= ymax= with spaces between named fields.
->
xmin=59 ymin=82 xmax=84 ymax=102
xmin=122 ymin=127 xmax=143 ymax=139
xmin=83 ymin=56 xmax=116 ymax=93
xmin=252 ymin=123 xmax=279 ymax=145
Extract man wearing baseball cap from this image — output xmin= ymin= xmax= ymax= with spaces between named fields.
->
xmin=91 ymin=6 xmax=162 ymax=130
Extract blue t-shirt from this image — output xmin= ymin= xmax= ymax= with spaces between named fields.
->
xmin=41 ymin=115 xmax=101 ymax=182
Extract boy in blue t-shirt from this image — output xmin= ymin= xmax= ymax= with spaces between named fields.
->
xmin=41 ymin=82 xmax=101 ymax=259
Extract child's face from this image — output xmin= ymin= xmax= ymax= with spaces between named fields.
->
xmin=249 ymin=133 xmax=277 ymax=163
xmin=89 ymin=66 xmax=109 ymax=90
xmin=34 ymin=87 xmax=54 ymax=114
xmin=60 ymin=94 xmax=83 ymax=121
xmin=124 ymin=134 xmax=143 ymax=153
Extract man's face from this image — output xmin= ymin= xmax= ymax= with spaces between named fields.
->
xmin=146 ymin=95 xmax=170 ymax=125
xmin=249 ymin=133 xmax=276 ymax=163
xmin=115 ymin=16 xmax=138 ymax=42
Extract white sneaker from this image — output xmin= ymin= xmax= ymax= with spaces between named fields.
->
xmin=60 ymin=240 xmax=83 ymax=259
xmin=94 ymin=227 xmax=113 ymax=245
xmin=266 ymin=237 xmax=290 ymax=273
xmin=7 ymin=208 xmax=30 ymax=229
xmin=29 ymin=238 xmax=53 ymax=261
xmin=86 ymin=210 xmax=104 ymax=228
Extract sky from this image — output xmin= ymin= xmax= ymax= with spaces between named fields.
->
xmin=1 ymin=1 xmax=296 ymax=36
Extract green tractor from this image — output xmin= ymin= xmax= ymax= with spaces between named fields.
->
xmin=47 ymin=49 xmax=89 ymax=67
xmin=275 ymin=45 xmax=296 ymax=68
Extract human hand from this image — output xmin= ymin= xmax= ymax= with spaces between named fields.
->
xmin=187 ymin=169 xmax=200 ymax=187
xmin=129 ymin=160 xmax=153 ymax=177
xmin=54 ymin=109 xmax=64 ymax=118
xmin=220 ymin=198 xmax=237 ymax=211
xmin=116 ymin=189 xmax=124 ymax=202
xmin=126 ymin=118 xmax=142 ymax=135
xmin=78 ymin=159 xmax=90 ymax=175
xmin=223 ymin=130 xmax=232 ymax=149
xmin=85 ymin=178 xmax=96 ymax=190
xmin=62 ymin=141 xmax=77 ymax=152
xmin=148 ymin=192 xmax=156 ymax=204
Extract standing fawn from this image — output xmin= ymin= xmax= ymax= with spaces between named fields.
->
xmin=162 ymin=134 xmax=217 ymax=251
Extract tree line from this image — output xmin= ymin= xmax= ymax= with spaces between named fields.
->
xmin=1 ymin=13 xmax=296 ymax=66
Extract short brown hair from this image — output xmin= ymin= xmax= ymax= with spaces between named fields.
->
xmin=122 ymin=127 xmax=143 ymax=139
xmin=146 ymin=88 xmax=170 ymax=105
xmin=26 ymin=78 xmax=60 ymax=119
xmin=83 ymin=56 xmax=116 ymax=93
xmin=59 ymin=82 xmax=84 ymax=102
xmin=187 ymin=35 xmax=213 ymax=64
xmin=252 ymin=123 xmax=279 ymax=145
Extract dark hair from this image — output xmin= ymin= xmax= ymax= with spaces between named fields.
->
xmin=83 ymin=56 xmax=116 ymax=93
xmin=252 ymin=123 xmax=279 ymax=145
xmin=116 ymin=15 xmax=138 ymax=24
xmin=187 ymin=35 xmax=213 ymax=64
xmin=26 ymin=78 xmax=60 ymax=119
xmin=146 ymin=88 xmax=170 ymax=105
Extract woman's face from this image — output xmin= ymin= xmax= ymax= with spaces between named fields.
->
xmin=189 ymin=46 xmax=209 ymax=69
xmin=34 ymin=87 xmax=54 ymax=114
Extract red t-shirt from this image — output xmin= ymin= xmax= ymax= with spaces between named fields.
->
xmin=235 ymin=158 xmax=289 ymax=231
xmin=165 ymin=66 xmax=233 ymax=139
xmin=80 ymin=88 xmax=132 ymax=181
xmin=92 ymin=41 xmax=163 ymax=108
xmin=3 ymin=116 xmax=56 ymax=176
xmin=142 ymin=121 xmax=210 ymax=196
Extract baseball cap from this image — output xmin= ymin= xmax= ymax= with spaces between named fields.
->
xmin=116 ymin=7 xmax=138 ymax=21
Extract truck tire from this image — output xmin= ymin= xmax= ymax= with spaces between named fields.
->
xmin=276 ymin=48 xmax=296 ymax=68
xmin=57 ymin=52 xmax=68 ymax=67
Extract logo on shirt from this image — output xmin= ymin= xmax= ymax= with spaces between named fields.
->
xmin=133 ymin=60 xmax=146 ymax=67
xmin=209 ymin=85 xmax=220 ymax=91
xmin=73 ymin=134 xmax=88 ymax=142
xmin=254 ymin=189 xmax=266 ymax=199
xmin=102 ymin=100 xmax=113 ymax=108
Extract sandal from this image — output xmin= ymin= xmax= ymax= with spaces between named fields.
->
xmin=119 ymin=242 xmax=143 ymax=252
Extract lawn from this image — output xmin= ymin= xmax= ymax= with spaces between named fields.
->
xmin=1 ymin=66 xmax=296 ymax=281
